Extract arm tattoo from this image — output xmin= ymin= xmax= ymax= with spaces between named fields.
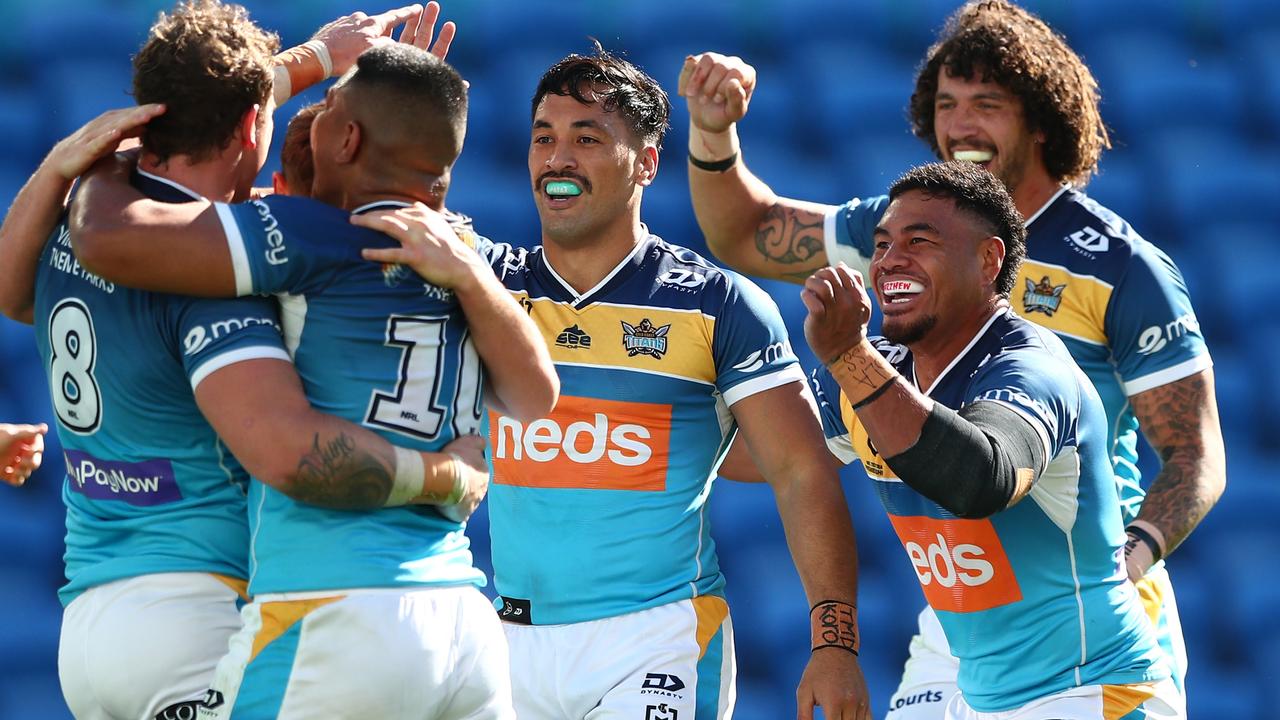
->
xmin=755 ymin=204 xmax=826 ymax=276
xmin=1131 ymin=370 xmax=1226 ymax=554
xmin=830 ymin=345 xmax=896 ymax=394
xmin=292 ymin=432 xmax=394 ymax=510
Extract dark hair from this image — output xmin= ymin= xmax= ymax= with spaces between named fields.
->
xmin=889 ymin=161 xmax=1027 ymax=297
xmin=347 ymin=43 xmax=468 ymax=134
xmin=280 ymin=102 xmax=321 ymax=195
xmin=133 ymin=0 xmax=278 ymax=163
xmin=531 ymin=40 xmax=670 ymax=148
xmin=909 ymin=0 xmax=1109 ymax=186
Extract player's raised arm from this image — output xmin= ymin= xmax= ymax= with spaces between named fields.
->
xmin=356 ymin=204 xmax=559 ymax=421
xmin=0 ymin=105 xmax=164 ymax=323
xmin=730 ymin=379 xmax=869 ymax=719
xmin=68 ymin=155 xmax=237 ymax=297
xmin=680 ymin=52 xmax=839 ymax=284
xmin=195 ymin=356 xmax=486 ymax=517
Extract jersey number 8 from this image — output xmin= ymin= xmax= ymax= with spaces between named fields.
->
xmin=49 ymin=299 xmax=103 ymax=434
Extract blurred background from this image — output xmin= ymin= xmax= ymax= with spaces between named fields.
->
xmin=1 ymin=0 xmax=1277 ymax=717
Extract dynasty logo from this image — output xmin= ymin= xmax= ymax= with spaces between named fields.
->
xmin=621 ymin=319 xmax=671 ymax=358
xmin=556 ymin=324 xmax=592 ymax=349
xmin=1022 ymin=276 xmax=1066 ymax=316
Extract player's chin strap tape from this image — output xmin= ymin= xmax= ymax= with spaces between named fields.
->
xmin=884 ymin=401 xmax=1046 ymax=519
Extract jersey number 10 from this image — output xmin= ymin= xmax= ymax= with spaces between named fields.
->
xmin=365 ymin=315 xmax=484 ymax=441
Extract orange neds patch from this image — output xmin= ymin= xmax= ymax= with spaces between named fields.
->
xmin=489 ymin=395 xmax=671 ymax=491
xmin=888 ymin=515 xmax=1023 ymax=613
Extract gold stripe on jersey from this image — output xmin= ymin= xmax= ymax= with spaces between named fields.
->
xmin=840 ymin=398 xmax=897 ymax=479
xmin=1016 ymin=261 xmax=1111 ymax=346
xmin=250 ymin=595 xmax=345 ymax=662
xmin=517 ymin=294 xmax=718 ymax=384
xmin=693 ymin=595 xmax=730 ymax=659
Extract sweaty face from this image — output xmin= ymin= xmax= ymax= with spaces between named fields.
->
xmin=932 ymin=69 xmax=1042 ymax=196
xmin=528 ymin=92 xmax=644 ymax=246
xmin=872 ymin=190 xmax=998 ymax=347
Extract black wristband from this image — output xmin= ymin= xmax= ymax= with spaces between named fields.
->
xmin=850 ymin=377 xmax=897 ymax=411
xmin=1125 ymin=524 xmax=1164 ymax=562
xmin=688 ymin=151 xmax=738 ymax=173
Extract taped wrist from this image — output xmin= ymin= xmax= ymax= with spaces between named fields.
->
xmin=273 ymin=40 xmax=332 ymax=105
xmin=884 ymin=401 xmax=1045 ymax=519
xmin=386 ymin=446 xmax=425 ymax=506
xmin=810 ymin=600 xmax=859 ymax=655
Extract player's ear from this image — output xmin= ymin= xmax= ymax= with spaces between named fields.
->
xmin=239 ymin=104 xmax=262 ymax=149
xmin=982 ymin=235 xmax=1006 ymax=288
xmin=634 ymin=145 xmax=659 ymax=187
xmin=334 ymin=120 xmax=361 ymax=164
xmin=272 ymin=171 xmax=288 ymax=196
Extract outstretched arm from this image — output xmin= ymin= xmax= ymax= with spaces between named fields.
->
xmin=0 ymin=104 xmax=165 ymax=322
xmin=679 ymin=52 xmax=837 ymax=284
xmin=1124 ymin=369 xmax=1226 ymax=579
xmin=196 ymin=357 xmax=487 ymax=518
xmin=731 ymin=381 xmax=869 ymax=720
xmin=0 ymin=423 xmax=48 ymax=487
xmin=356 ymin=205 xmax=559 ymax=421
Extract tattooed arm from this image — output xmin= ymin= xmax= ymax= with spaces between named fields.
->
xmin=680 ymin=51 xmax=836 ymax=284
xmin=1126 ymin=369 xmax=1226 ymax=575
xmin=195 ymin=358 xmax=479 ymax=512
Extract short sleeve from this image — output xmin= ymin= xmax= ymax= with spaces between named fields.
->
xmin=1104 ymin=242 xmax=1212 ymax=396
xmin=967 ymin=351 xmax=1078 ymax=463
xmin=214 ymin=196 xmax=347 ymax=297
xmin=809 ymin=366 xmax=858 ymax=465
xmin=175 ymin=295 xmax=290 ymax=390
xmin=823 ymin=195 xmax=889 ymax=276
xmin=712 ymin=272 xmax=806 ymax=406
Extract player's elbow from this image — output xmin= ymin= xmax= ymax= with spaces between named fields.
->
xmin=502 ymin=366 xmax=560 ymax=423
xmin=66 ymin=210 xmax=120 ymax=279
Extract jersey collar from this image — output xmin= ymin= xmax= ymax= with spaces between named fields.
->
xmin=912 ymin=307 xmax=1010 ymax=396
xmin=1023 ymin=185 xmax=1071 ymax=228
xmin=135 ymin=168 xmax=204 ymax=201
xmin=539 ymin=230 xmax=656 ymax=309
xmin=351 ymin=200 xmax=413 ymax=215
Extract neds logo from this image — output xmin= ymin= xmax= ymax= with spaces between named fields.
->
xmin=490 ymin=396 xmax=671 ymax=491
xmin=888 ymin=515 xmax=1022 ymax=613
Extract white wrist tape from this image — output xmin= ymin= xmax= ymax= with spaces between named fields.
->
xmin=442 ymin=452 xmax=467 ymax=506
xmin=387 ymin=446 xmax=425 ymax=507
xmin=304 ymin=39 xmax=334 ymax=78
xmin=272 ymin=65 xmax=292 ymax=107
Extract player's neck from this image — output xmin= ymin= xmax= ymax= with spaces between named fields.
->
xmin=138 ymin=152 xmax=237 ymax=202
xmin=1010 ymin=165 xmax=1061 ymax=222
xmin=910 ymin=298 xmax=1007 ymax=391
xmin=541 ymin=213 xmax=646 ymax=295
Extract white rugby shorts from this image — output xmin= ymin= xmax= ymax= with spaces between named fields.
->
xmin=58 ymin=571 xmax=246 ymax=720
xmin=504 ymin=596 xmax=736 ymax=720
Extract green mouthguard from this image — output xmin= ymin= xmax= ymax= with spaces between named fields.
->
xmin=546 ymin=181 xmax=582 ymax=197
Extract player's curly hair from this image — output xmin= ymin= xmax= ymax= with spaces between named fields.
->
xmin=532 ymin=40 xmax=671 ymax=149
xmin=280 ymin=102 xmax=321 ymax=195
xmin=133 ymin=0 xmax=278 ymax=163
xmin=909 ymin=0 xmax=1109 ymax=187
xmin=889 ymin=162 xmax=1027 ymax=298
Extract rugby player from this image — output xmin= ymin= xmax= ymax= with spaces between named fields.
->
xmin=361 ymin=44 xmax=870 ymax=720
xmin=66 ymin=42 xmax=556 ymax=719
xmin=682 ymin=1 xmax=1224 ymax=714
xmin=0 ymin=3 xmax=487 ymax=718
xmin=805 ymin=161 xmax=1179 ymax=718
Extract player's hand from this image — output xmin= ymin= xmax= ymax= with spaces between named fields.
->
xmin=802 ymin=264 xmax=872 ymax=365
xmin=396 ymin=1 xmax=457 ymax=60
xmin=436 ymin=434 xmax=488 ymax=523
xmin=678 ymin=52 xmax=756 ymax=133
xmin=1 ymin=423 xmax=48 ymax=487
xmin=46 ymin=105 xmax=165 ymax=182
xmin=355 ymin=203 xmax=487 ymax=294
xmin=311 ymin=4 xmax=429 ymax=76
xmin=797 ymin=648 xmax=871 ymax=720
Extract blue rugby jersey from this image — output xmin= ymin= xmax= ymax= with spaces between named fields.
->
xmin=481 ymin=234 xmax=806 ymax=625
xmin=824 ymin=187 xmax=1211 ymax=522
xmin=35 ymin=170 xmax=289 ymax=606
xmin=813 ymin=310 xmax=1169 ymax=711
xmin=213 ymin=196 xmax=486 ymax=595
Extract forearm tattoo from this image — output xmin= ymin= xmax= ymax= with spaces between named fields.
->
xmin=755 ymin=204 xmax=826 ymax=277
xmin=1132 ymin=372 xmax=1225 ymax=554
xmin=293 ymin=432 xmax=394 ymax=509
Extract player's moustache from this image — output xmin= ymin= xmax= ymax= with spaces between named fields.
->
xmin=537 ymin=170 xmax=592 ymax=193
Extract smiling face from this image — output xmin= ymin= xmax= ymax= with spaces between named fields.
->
xmin=528 ymin=91 xmax=656 ymax=248
xmin=932 ymin=68 xmax=1045 ymax=198
xmin=872 ymin=189 xmax=1004 ymax=348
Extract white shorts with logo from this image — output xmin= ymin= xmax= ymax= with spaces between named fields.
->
xmin=945 ymin=678 xmax=1184 ymax=720
xmin=504 ymin=597 xmax=736 ymax=720
xmin=199 ymin=585 xmax=512 ymax=720
xmin=59 ymin=571 xmax=247 ymax=720
xmin=886 ymin=567 xmax=1187 ymax=720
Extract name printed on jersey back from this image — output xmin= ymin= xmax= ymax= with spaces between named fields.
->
xmin=47 ymin=225 xmax=115 ymax=294
xmin=888 ymin=515 xmax=1023 ymax=613
xmin=490 ymin=395 xmax=671 ymax=491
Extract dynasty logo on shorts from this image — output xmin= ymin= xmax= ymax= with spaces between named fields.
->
xmin=490 ymin=395 xmax=672 ymax=491
xmin=887 ymin=515 xmax=1022 ymax=613
xmin=64 ymin=450 xmax=182 ymax=506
